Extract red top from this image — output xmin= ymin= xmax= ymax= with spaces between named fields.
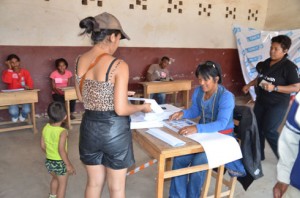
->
xmin=2 ymin=68 xmax=34 ymax=89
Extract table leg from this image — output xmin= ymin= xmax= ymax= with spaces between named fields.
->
xmin=214 ymin=165 xmax=225 ymax=198
xmin=65 ymin=100 xmax=71 ymax=129
xmin=143 ymin=87 xmax=150 ymax=99
xmin=31 ymin=103 xmax=37 ymax=134
xmin=156 ymin=156 xmax=165 ymax=198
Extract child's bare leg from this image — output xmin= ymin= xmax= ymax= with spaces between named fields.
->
xmin=50 ymin=172 xmax=58 ymax=196
xmin=56 ymin=174 xmax=68 ymax=198
xmin=85 ymin=165 xmax=106 ymax=198
xmin=106 ymin=167 xmax=127 ymax=198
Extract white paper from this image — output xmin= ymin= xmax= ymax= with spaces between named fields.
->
xmin=1 ymin=88 xmax=25 ymax=92
xmin=130 ymin=111 xmax=163 ymax=129
xmin=146 ymin=128 xmax=186 ymax=147
xmin=131 ymin=120 xmax=163 ymax=129
xmin=163 ymin=119 xmax=197 ymax=133
xmin=129 ymin=103 xmax=182 ymax=129
xmin=188 ymin=133 xmax=242 ymax=168
xmin=128 ymin=97 xmax=164 ymax=113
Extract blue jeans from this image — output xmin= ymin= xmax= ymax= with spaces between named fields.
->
xmin=169 ymin=152 xmax=208 ymax=198
xmin=150 ymin=93 xmax=166 ymax=104
xmin=254 ymin=101 xmax=288 ymax=160
xmin=9 ymin=104 xmax=31 ymax=119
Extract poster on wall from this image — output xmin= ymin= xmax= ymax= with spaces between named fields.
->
xmin=232 ymin=24 xmax=300 ymax=100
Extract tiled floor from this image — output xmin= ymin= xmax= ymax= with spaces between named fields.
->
xmin=0 ymin=96 xmax=279 ymax=198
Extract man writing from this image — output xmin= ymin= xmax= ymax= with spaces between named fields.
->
xmin=146 ymin=56 xmax=172 ymax=104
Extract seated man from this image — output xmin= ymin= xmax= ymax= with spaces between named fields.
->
xmin=146 ymin=56 xmax=171 ymax=104
xmin=273 ymin=93 xmax=300 ymax=198
xmin=2 ymin=54 xmax=34 ymax=122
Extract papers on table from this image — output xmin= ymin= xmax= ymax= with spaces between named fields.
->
xmin=188 ymin=133 xmax=243 ymax=168
xmin=128 ymin=97 xmax=164 ymax=113
xmin=129 ymin=99 xmax=182 ymax=129
xmin=146 ymin=128 xmax=186 ymax=147
xmin=163 ymin=119 xmax=196 ymax=133
xmin=130 ymin=111 xmax=164 ymax=129
xmin=1 ymin=88 xmax=25 ymax=92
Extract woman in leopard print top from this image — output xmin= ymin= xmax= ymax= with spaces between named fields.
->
xmin=75 ymin=12 xmax=151 ymax=198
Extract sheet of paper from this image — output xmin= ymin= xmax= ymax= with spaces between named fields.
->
xmin=129 ymin=103 xmax=183 ymax=129
xmin=128 ymin=97 xmax=164 ymax=113
xmin=131 ymin=120 xmax=163 ymax=129
xmin=188 ymin=133 xmax=242 ymax=168
xmin=163 ymin=119 xmax=196 ymax=133
xmin=146 ymin=128 xmax=186 ymax=147
xmin=1 ymin=88 xmax=25 ymax=92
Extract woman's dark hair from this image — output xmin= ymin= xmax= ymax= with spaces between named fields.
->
xmin=79 ymin=17 xmax=121 ymax=44
xmin=195 ymin=61 xmax=222 ymax=84
xmin=55 ymin=58 xmax=68 ymax=69
xmin=47 ymin=102 xmax=66 ymax=123
xmin=271 ymin=35 xmax=292 ymax=51
xmin=6 ymin=54 xmax=20 ymax=61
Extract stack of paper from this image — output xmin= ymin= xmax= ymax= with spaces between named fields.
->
xmin=129 ymin=98 xmax=183 ymax=129
xmin=146 ymin=128 xmax=186 ymax=147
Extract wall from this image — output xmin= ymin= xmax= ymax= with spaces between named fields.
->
xmin=0 ymin=0 xmax=283 ymax=116
xmin=264 ymin=0 xmax=300 ymax=30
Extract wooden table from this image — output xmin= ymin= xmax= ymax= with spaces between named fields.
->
xmin=138 ymin=80 xmax=192 ymax=109
xmin=132 ymin=127 xmax=225 ymax=198
xmin=61 ymin=87 xmax=81 ymax=129
xmin=0 ymin=89 xmax=40 ymax=134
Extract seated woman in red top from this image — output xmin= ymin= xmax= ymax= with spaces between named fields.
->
xmin=2 ymin=54 xmax=34 ymax=122
xmin=50 ymin=58 xmax=76 ymax=120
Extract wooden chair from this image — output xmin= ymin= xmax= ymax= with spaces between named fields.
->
xmin=201 ymin=119 xmax=240 ymax=198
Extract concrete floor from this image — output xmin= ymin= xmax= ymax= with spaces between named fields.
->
xmin=0 ymin=98 xmax=278 ymax=198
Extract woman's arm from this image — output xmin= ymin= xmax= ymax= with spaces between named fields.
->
xmin=74 ymin=78 xmax=83 ymax=102
xmin=51 ymin=79 xmax=64 ymax=95
xmin=181 ymin=87 xmax=202 ymax=119
xmin=114 ymin=61 xmax=151 ymax=116
xmin=242 ymin=78 xmax=258 ymax=94
xmin=269 ymin=83 xmax=300 ymax=94
xmin=59 ymin=131 xmax=76 ymax=175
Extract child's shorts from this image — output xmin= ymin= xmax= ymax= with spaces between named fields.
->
xmin=45 ymin=159 xmax=67 ymax=176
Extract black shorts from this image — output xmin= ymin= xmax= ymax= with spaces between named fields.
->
xmin=79 ymin=110 xmax=134 ymax=169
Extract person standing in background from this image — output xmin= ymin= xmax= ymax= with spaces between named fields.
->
xmin=50 ymin=58 xmax=76 ymax=120
xmin=273 ymin=92 xmax=300 ymax=198
xmin=146 ymin=56 xmax=172 ymax=104
xmin=242 ymin=35 xmax=300 ymax=160
xmin=1 ymin=54 xmax=34 ymax=122
xmin=75 ymin=12 xmax=152 ymax=198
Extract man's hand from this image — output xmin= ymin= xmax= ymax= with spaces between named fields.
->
xmin=5 ymin=60 xmax=12 ymax=69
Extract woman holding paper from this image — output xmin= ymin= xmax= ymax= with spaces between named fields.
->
xmin=75 ymin=12 xmax=151 ymax=198
xmin=169 ymin=61 xmax=243 ymax=198
xmin=242 ymin=35 xmax=300 ymax=160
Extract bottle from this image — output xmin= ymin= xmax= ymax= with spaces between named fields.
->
xmin=21 ymin=77 xmax=25 ymax=87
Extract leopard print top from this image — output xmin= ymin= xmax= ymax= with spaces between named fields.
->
xmin=75 ymin=57 xmax=121 ymax=111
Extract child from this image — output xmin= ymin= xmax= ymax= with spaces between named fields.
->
xmin=41 ymin=102 xmax=76 ymax=198
xmin=50 ymin=58 xmax=76 ymax=120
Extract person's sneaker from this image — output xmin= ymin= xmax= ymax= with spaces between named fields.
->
xmin=70 ymin=114 xmax=76 ymax=120
xmin=19 ymin=114 xmax=26 ymax=122
xmin=11 ymin=117 xmax=18 ymax=122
